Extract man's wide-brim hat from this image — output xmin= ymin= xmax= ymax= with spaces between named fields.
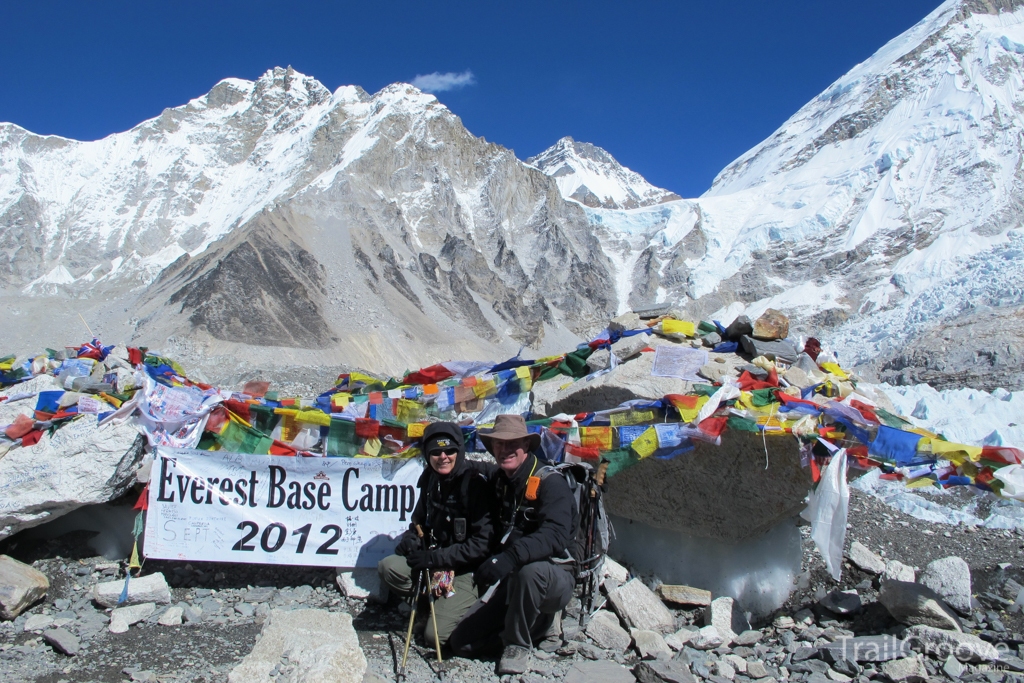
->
xmin=478 ymin=414 xmax=540 ymax=452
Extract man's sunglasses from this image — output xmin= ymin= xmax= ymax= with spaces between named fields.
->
xmin=428 ymin=448 xmax=459 ymax=458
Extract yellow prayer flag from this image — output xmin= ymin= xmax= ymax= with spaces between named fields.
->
xmin=515 ymin=366 xmax=532 ymax=379
xmin=407 ymin=423 xmax=426 ymax=438
xmin=609 ymin=410 xmax=655 ymax=427
xmin=819 ymin=362 xmax=849 ymax=380
xmin=930 ymin=439 xmax=983 ymax=463
xmin=906 ymin=476 xmax=937 ymax=489
xmin=331 ymin=394 xmax=350 ymax=408
xmin=295 ymin=409 xmax=332 ymax=427
xmin=397 ymin=399 xmax=426 ymax=424
xmin=662 ymin=319 xmax=696 ymax=337
xmin=362 ymin=438 xmax=382 ymax=457
xmin=631 ymin=427 xmax=659 ymax=459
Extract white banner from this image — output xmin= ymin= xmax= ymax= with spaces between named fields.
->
xmin=144 ymin=448 xmax=424 ymax=568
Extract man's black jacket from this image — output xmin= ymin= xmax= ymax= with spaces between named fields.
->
xmin=493 ymin=452 xmax=577 ymax=568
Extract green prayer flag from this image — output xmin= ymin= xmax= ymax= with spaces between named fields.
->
xmin=727 ymin=416 xmax=761 ymax=433
xmin=750 ymin=388 xmax=778 ymax=407
xmin=696 ymin=321 xmax=717 ymax=336
xmin=249 ymin=404 xmax=281 ymax=435
xmin=601 ymin=449 xmax=640 ymax=479
xmin=327 ymin=418 xmax=360 ymax=457
xmin=691 ymin=384 xmax=718 ymax=397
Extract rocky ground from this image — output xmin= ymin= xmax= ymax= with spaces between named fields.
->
xmin=1 ymin=487 xmax=1023 ymax=683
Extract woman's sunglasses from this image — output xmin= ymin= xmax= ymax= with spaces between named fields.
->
xmin=429 ymin=448 xmax=459 ymax=458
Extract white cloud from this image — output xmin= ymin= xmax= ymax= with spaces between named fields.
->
xmin=411 ymin=70 xmax=476 ymax=93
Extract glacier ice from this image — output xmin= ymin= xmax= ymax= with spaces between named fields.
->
xmin=608 ymin=514 xmax=802 ymax=617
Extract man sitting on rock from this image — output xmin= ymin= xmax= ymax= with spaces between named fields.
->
xmin=448 ymin=414 xmax=578 ymax=675
xmin=377 ymin=422 xmax=495 ymax=648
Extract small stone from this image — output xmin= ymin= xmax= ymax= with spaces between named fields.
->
xmin=734 ymin=630 xmax=763 ymax=646
xmin=42 ymin=628 xmax=79 ymax=656
xmin=715 ymin=661 xmax=737 ymax=680
xmin=335 ymin=568 xmax=388 ymax=603
xmin=602 ymin=557 xmax=630 ymax=584
xmin=157 ymin=605 xmax=183 ymax=626
xmin=93 ymin=573 xmax=170 ymax=608
xmin=586 ymin=610 xmax=632 ymax=652
xmin=818 ymin=635 xmax=910 ymax=663
xmin=704 ymin=597 xmax=749 ymax=644
xmin=234 ymin=602 xmax=255 ymax=618
xmin=918 ymin=556 xmax=972 ymax=615
xmin=847 ymin=542 xmax=885 ymax=575
xmin=883 ymin=560 xmax=915 ymax=583
xmin=109 ymin=602 xmax=156 ymax=634
xmin=722 ymin=654 xmax=747 ymax=673
xmin=0 ymin=554 xmax=50 ymax=619
xmin=724 ymin=316 xmax=753 ymax=341
xmin=632 ymin=629 xmax=672 ymax=660
xmin=23 ymin=613 xmax=54 ymax=632
xmin=691 ymin=625 xmax=724 ymax=650
xmin=656 ymin=585 xmax=712 ymax=607
xmin=576 ymin=642 xmax=604 ymax=660
xmin=819 ymin=589 xmax=861 ymax=615
xmin=747 ymin=661 xmax=769 ymax=679
xmin=633 ymin=659 xmax=697 ymax=683
xmin=879 ymin=656 xmax=928 ymax=683
xmin=666 ymin=627 xmax=698 ymax=651
xmin=182 ymin=604 xmax=203 ymax=622
xmin=607 ymin=579 xmax=675 ymax=633
xmin=702 ymin=332 xmax=723 ymax=348
xmin=564 ymin=659 xmax=635 ymax=683
xmin=943 ymin=654 xmax=965 ymax=679
xmin=773 ymin=616 xmax=795 ymax=629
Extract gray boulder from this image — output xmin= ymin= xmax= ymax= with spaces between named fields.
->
xmin=633 ymin=659 xmax=697 ymax=683
xmin=631 ymin=628 xmax=672 ymax=660
xmin=94 ymin=572 xmax=170 ymax=608
xmin=847 ymin=541 xmax=886 ymax=574
xmin=739 ymin=336 xmax=799 ymax=364
xmin=608 ymin=579 xmax=675 ymax=633
xmin=228 ymin=609 xmax=366 ymax=683
xmin=0 ymin=554 xmax=49 ymax=619
xmin=586 ymin=610 xmax=632 ymax=652
xmin=704 ymin=596 xmax=750 ymax=644
xmin=656 ymin=584 xmax=711 ymax=607
xmin=42 ymin=628 xmax=80 ymax=656
xmin=904 ymin=625 xmax=1000 ymax=663
xmin=818 ymin=635 xmax=910 ymax=663
xmin=878 ymin=580 xmax=962 ymax=631
xmin=564 ymin=660 xmax=635 ymax=683
xmin=0 ymin=376 xmax=144 ymax=540
xmin=917 ymin=556 xmax=972 ymax=615
xmin=879 ymin=656 xmax=928 ymax=682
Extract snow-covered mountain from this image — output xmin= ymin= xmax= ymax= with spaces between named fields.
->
xmin=2 ymin=0 xmax=1023 ymax=391
xmin=527 ymin=137 xmax=680 ymax=210
xmin=578 ymin=0 xmax=1024 ymax=390
xmin=0 ymin=68 xmax=614 ymax=376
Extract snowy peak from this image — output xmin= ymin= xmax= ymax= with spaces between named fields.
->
xmin=528 ymin=136 xmax=680 ymax=210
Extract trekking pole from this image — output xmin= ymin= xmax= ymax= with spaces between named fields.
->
xmin=414 ymin=525 xmax=443 ymax=667
xmin=398 ymin=567 xmax=423 ymax=680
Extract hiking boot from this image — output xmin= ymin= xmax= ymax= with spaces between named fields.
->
xmin=497 ymin=644 xmax=532 ymax=675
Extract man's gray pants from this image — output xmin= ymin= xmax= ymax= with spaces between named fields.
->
xmin=449 ymin=560 xmax=575 ymax=653
xmin=378 ymin=554 xmax=480 ymax=647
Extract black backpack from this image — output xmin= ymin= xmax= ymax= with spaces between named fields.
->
xmin=534 ymin=461 xmax=612 ymax=623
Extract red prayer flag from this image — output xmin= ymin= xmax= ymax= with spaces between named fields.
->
xmin=355 ymin=418 xmax=380 ymax=439
xmin=20 ymin=429 xmax=43 ymax=447
xmin=697 ymin=416 xmax=728 ymax=438
xmin=404 ymin=364 xmax=456 ymax=386
xmin=134 ymin=484 xmax=149 ymax=510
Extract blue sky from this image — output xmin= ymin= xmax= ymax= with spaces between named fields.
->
xmin=2 ymin=0 xmax=942 ymax=197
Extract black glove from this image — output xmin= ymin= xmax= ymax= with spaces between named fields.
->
xmin=474 ymin=553 xmax=516 ymax=587
xmin=394 ymin=530 xmax=421 ymax=557
xmin=405 ymin=547 xmax=435 ymax=572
